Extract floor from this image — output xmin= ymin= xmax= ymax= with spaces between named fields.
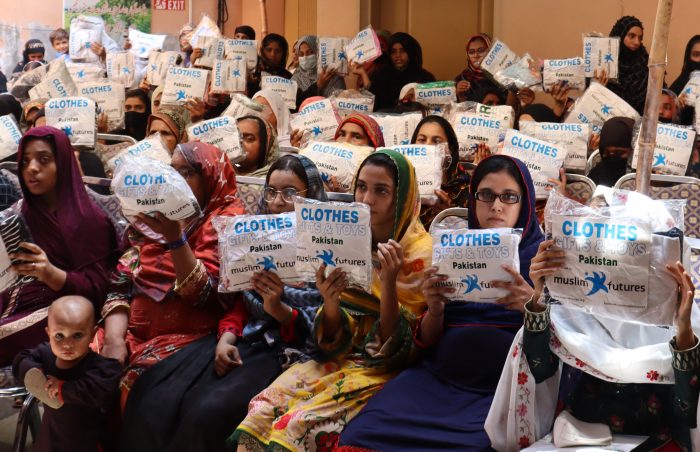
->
xmin=0 ymin=398 xmax=33 ymax=452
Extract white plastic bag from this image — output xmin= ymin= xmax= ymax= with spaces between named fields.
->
xmin=432 ymin=227 xmax=521 ymax=302
xmin=106 ymin=52 xmax=136 ymax=87
xmin=66 ymin=62 xmax=105 ymax=84
xmin=414 ymin=81 xmax=456 ymax=106
xmin=146 ymin=50 xmax=182 ymax=87
xmin=294 ymin=197 xmax=373 ymax=291
xmin=223 ymin=39 xmax=258 ymax=71
xmin=189 ymin=14 xmax=221 ymax=49
xmin=45 ymin=97 xmax=96 ymax=147
xmin=330 ymin=90 xmax=375 ymax=117
xmin=260 ymin=75 xmax=298 ymax=110
xmin=28 ymin=59 xmax=77 ymax=100
xmin=583 ymin=35 xmax=619 ymax=79
xmin=389 ymin=144 xmax=445 ymax=204
xmin=128 ymin=29 xmax=167 ymax=59
xmin=299 ymin=141 xmax=374 ymax=191
xmin=69 ymin=15 xmax=103 ymax=62
xmin=77 ymin=81 xmax=125 ymax=131
xmin=494 ymin=53 xmax=541 ymax=91
xmin=681 ymin=70 xmax=700 ymax=105
xmin=370 ymin=112 xmax=422 ymax=146
xmin=519 ymin=122 xmax=591 ymax=172
xmin=161 ymin=66 xmax=209 ymax=106
xmin=112 ymin=156 xmax=201 ymax=221
xmin=318 ymin=37 xmax=349 ymax=75
xmin=222 ymin=93 xmax=266 ymax=119
xmin=449 ymin=101 xmax=513 ymax=160
xmin=210 ymin=59 xmax=247 ymax=94
xmin=107 ymin=133 xmax=172 ymax=172
xmin=480 ymin=39 xmax=517 ymax=79
xmin=187 ymin=116 xmax=244 ymax=163
xmin=631 ymin=123 xmax=696 ymax=176
xmin=0 ymin=115 xmax=21 ymax=160
xmin=195 ymin=36 xmax=225 ymax=69
xmin=214 ymin=213 xmax=301 ymax=292
xmin=345 ymin=26 xmax=382 ymax=65
xmin=565 ymin=81 xmax=640 ymax=134
xmin=542 ymin=57 xmax=586 ymax=91
xmin=289 ymin=98 xmax=339 ymax=146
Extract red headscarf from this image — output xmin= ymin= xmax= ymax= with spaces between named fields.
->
xmin=459 ymin=33 xmax=493 ymax=83
xmin=334 ymin=112 xmax=385 ymax=148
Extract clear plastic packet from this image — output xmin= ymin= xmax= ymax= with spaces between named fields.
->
xmin=187 ymin=116 xmax=244 ymax=163
xmin=146 ymin=50 xmax=182 ymax=87
xmin=294 ymin=197 xmax=373 ymax=291
xmin=345 ymin=26 xmax=382 ymax=65
xmin=631 ymin=122 xmax=696 ymax=175
xmin=0 ymin=115 xmax=21 ymax=161
xmin=213 ymin=212 xmax=301 ymax=292
xmin=289 ymin=98 xmax=340 ymax=148
xmin=542 ymin=57 xmax=586 ymax=91
xmin=106 ymin=132 xmax=172 ymax=172
xmin=299 ymin=141 xmax=374 ymax=191
xmin=431 ymin=226 xmax=522 ymax=302
xmin=493 ymin=53 xmax=542 ymax=91
xmin=330 ymin=89 xmax=375 ymax=117
xmin=66 ymin=62 xmax=105 ymax=84
xmin=0 ymin=208 xmax=36 ymax=292
xmin=28 ymin=59 xmax=78 ymax=100
xmin=161 ymin=66 xmax=209 ymax=106
xmin=106 ymin=52 xmax=136 ymax=87
xmin=45 ymin=97 xmax=96 ymax=148
xmin=318 ymin=37 xmax=349 ymax=76
xmin=544 ymin=190 xmax=685 ymax=326
xmin=564 ymin=81 xmax=640 ymax=134
xmin=189 ymin=14 xmax=222 ymax=49
xmin=480 ymin=39 xmax=517 ymax=79
xmin=582 ymin=34 xmax=620 ymax=79
xmin=69 ymin=15 xmax=103 ymax=62
xmin=414 ymin=81 xmax=456 ymax=107
xmin=111 ymin=155 xmax=202 ymax=222
xmin=260 ymin=75 xmax=298 ymax=110
xmin=222 ymin=93 xmax=265 ymax=119
xmin=128 ymin=28 xmax=167 ymax=60
xmin=195 ymin=36 xmax=225 ymax=69
xmin=499 ymin=129 xmax=566 ymax=199
xmin=519 ymin=121 xmax=591 ymax=172
xmin=77 ymin=81 xmax=125 ymax=131
xmin=681 ymin=70 xmax=700 ymax=104
xmin=369 ymin=112 xmax=422 ymax=146
xmin=210 ymin=59 xmax=247 ymax=94
xmin=695 ymin=96 xmax=700 ymax=132
xmin=223 ymin=39 xmax=258 ymax=71
xmin=448 ymin=101 xmax=512 ymax=160
xmin=388 ymin=143 xmax=446 ymax=205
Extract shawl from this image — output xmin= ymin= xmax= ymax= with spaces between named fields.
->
xmin=334 ymin=112 xmax=385 ymax=148
xmin=146 ymin=106 xmax=188 ymax=145
xmin=291 ymin=35 xmax=318 ymax=92
xmin=587 ymin=116 xmax=635 ymax=188
xmin=238 ymin=115 xmax=280 ymax=178
xmin=608 ymin=16 xmax=649 ymax=114
xmin=456 ymin=33 xmax=493 ymax=84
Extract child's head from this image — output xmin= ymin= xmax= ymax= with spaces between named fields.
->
xmin=49 ymin=28 xmax=69 ymax=54
xmin=45 ymin=296 xmax=97 ymax=367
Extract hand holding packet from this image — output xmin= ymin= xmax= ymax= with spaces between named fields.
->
xmin=480 ymin=39 xmax=517 ymax=79
xmin=582 ymin=35 xmax=619 ymax=79
xmin=69 ymin=15 xmax=103 ymax=62
xmin=28 ymin=60 xmax=77 ymax=100
xmin=345 ymin=26 xmax=382 ymax=65
xmin=0 ymin=209 xmax=35 ymax=292
xmin=146 ymin=51 xmax=182 ymax=87
xmin=299 ymin=141 xmax=374 ymax=191
xmin=106 ymin=132 xmax=172 ymax=172
xmin=189 ymin=14 xmax=221 ymax=48
xmin=681 ymin=71 xmax=700 ymax=105
xmin=45 ymin=97 xmax=96 ymax=148
xmin=294 ymin=197 xmax=373 ymax=291
xmin=449 ymin=102 xmax=510 ymax=161
xmin=318 ymin=37 xmax=349 ymax=75
xmin=128 ymin=29 xmax=167 ymax=59
xmin=542 ymin=57 xmax=586 ymax=91
xmin=565 ymin=81 xmax=640 ymax=134
xmin=78 ymin=81 xmax=125 ymax=131
xmin=161 ymin=67 xmax=210 ymax=106
xmin=494 ymin=53 xmax=541 ymax=91
xmin=388 ymin=144 xmax=445 ymax=204
xmin=222 ymin=93 xmax=266 ymax=119
xmin=187 ymin=116 xmax=245 ymax=163
xmin=214 ymin=213 xmax=301 ymax=292
xmin=519 ymin=121 xmax=591 ymax=172
xmin=260 ymin=75 xmax=298 ymax=110
xmin=195 ymin=36 xmax=225 ymax=69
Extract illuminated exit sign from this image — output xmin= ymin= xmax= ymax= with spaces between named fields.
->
xmin=153 ymin=0 xmax=185 ymax=10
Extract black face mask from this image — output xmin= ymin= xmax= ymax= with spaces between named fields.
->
xmin=124 ymin=111 xmax=149 ymax=140
xmin=687 ymin=60 xmax=700 ymax=73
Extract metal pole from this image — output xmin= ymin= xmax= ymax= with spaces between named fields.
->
xmin=635 ymin=0 xmax=673 ymax=195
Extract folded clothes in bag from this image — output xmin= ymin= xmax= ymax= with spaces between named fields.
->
xmin=370 ymin=112 xmax=422 ymax=146
xmin=318 ymin=37 xmax=349 ymax=75
xmin=69 ymin=15 xmax=103 ymax=62
xmin=223 ymin=39 xmax=258 ymax=70
xmin=187 ymin=116 xmax=244 ymax=163
xmin=261 ymin=75 xmax=298 ymax=110
xmin=78 ymin=81 xmax=125 ymax=131
xmin=106 ymin=133 xmax=172 ymax=172
xmin=519 ymin=121 xmax=590 ymax=172
xmin=388 ymin=144 xmax=444 ymax=204
xmin=129 ymin=29 xmax=167 ymax=59
xmin=45 ymin=97 xmax=96 ymax=148
xmin=299 ymin=141 xmax=374 ymax=191
xmin=210 ymin=59 xmax=247 ymax=94
xmin=583 ymin=35 xmax=619 ymax=79
xmin=0 ymin=115 xmax=21 ymax=160
xmin=631 ymin=122 xmax=696 ymax=176
xmin=565 ymin=82 xmax=640 ymax=134
xmin=146 ymin=50 xmax=182 ymax=86
xmin=345 ymin=26 xmax=382 ymax=65
xmin=161 ymin=67 xmax=209 ymax=106
xmin=542 ymin=57 xmax=586 ymax=91
xmin=106 ymin=52 xmax=136 ymax=87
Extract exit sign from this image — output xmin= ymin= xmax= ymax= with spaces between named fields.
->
xmin=153 ymin=0 xmax=185 ymax=10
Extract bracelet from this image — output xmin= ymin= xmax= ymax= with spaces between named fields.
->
xmin=167 ymin=233 xmax=188 ymax=250
xmin=174 ymin=260 xmax=203 ymax=293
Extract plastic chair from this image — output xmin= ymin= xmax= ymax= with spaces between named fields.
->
xmin=585 ymin=150 xmax=601 ymax=176
xmin=565 ymin=173 xmax=596 ymax=205
xmin=429 ymin=207 xmax=469 ymax=234
xmin=0 ymin=384 xmax=41 ymax=452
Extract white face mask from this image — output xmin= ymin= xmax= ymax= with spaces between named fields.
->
xmin=298 ymin=55 xmax=318 ymax=71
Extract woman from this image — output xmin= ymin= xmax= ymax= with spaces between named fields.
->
xmin=411 ymin=115 xmax=468 ymax=227
xmin=671 ymin=35 xmax=700 ymax=126
xmin=587 ymin=116 xmax=634 ymax=187
xmin=334 ymin=112 xmax=385 ymax=147
xmin=121 ymin=89 xmax=152 ymax=141
xmin=608 ymin=16 xmax=649 ymax=115
xmin=151 ymin=85 xmax=164 ymax=114
xmin=235 ymin=115 xmax=280 ymax=178
xmin=292 ymin=35 xmax=346 ymax=106
xmin=248 ymin=33 xmax=293 ymax=97
xmin=0 ymin=126 xmax=117 ymax=366
xmin=146 ymin=106 xmax=188 ymax=154
xmin=231 ymin=149 xmax=432 ymax=451
xmin=518 ymin=104 xmax=560 ymax=124
xmin=252 ymin=89 xmax=291 ymax=147
xmin=454 ymin=33 xmax=503 ymax=103
xmin=337 ymin=154 xmax=543 ymax=451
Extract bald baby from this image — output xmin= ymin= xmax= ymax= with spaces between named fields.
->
xmin=45 ymin=296 xmax=97 ymax=369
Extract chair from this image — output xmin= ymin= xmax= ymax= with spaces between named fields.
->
xmin=565 ymin=173 xmax=596 ymax=205
xmin=585 ymin=150 xmax=601 ymax=176
xmin=429 ymin=207 xmax=469 ymax=234
xmin=0 ymin=381 xmax=41 ymax=452
xmin=236 ymin=175 xmax=266 ymax=215
xmin=327 ymin=192 xmax=354 ymax=203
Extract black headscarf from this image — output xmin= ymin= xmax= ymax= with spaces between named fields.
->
xmin=587 ymin=116 xmax=635 ymax=187
xmin=520 ymin=104 xmax=560 ymax=123
xmin=670 ymin=35 xmax=700 ymax=95
xmin=234 ymin=25 xmax=256 ymax=40
xmin=608 ymin=16 xmax=649 ymax=115
xmin=13 ymin=39 xmax=46 ymax=73
xmin=122 ymin=89 xmax=152 ymax=140
xmin=0 ymin=94 xmax=22 ymax=123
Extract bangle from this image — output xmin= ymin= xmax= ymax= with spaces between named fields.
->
xmin=167 ymin=233 xmax=187 ymax=250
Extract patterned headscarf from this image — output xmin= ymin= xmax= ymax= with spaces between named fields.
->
xmin=238 ymin=115 xmax=280 ymax=178
xmin=459 ymin=33 xmax=492 ymax=83
xmin=334 ymin=113 xmax=385 ymax=148
xmin=147 ymin=106 xmax=188 ymax=144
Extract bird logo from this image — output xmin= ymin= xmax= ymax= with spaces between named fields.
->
xmin=601 ymin=104 xmax=612 ymax=115
xmin=316 ymin=250 xmax=336 ymax=267
xmin=176 ymin=90 xmax=187 ymax=101
xmin=122 ymin=67 xmax=131 ymax=74
xmin=584 ymin=271 xmax=609 ymax=296
xmin=76 ymin=70 xmax=85 ymax=79
xmin=355 ymin=50 xmax=364 ymax=60
xmin=653 ymin=153 xmax=667 ymax=167
xmin=338 ymin=51 xmax=347 ymax=61
xmin=61 ymin=126 xmax=73 ymax=137
xmin=461 ymin=275 xmax=482 ymax=294
xmin=232 ymin=69 xmax=241 ymax=77
xmin=256 ymin=256 xmax=277 ymax=271
xmin=604 ymin=53 xmax=614 ymax=63
xmin=150 ymin=64 xmax=158 ymax=71
xmin=311 ymin=126 xmax=322 ymax=136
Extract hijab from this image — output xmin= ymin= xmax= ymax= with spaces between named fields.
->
xmin=587 ymin=116 xmax=635 ymax=187
xmin=258 ymin=154 xmax=328 ymax=214
xmin=291 ymin=35 xmax=318 ymax=92
xmin=0 ymin=94 xmax=22 ymax=123
xmin=234 ymin=25 xmax=256 ymax=40
xmin=146 ymin=106 xmax=188 ymax=145
xmin=609 ymin=16 xmax=649 ymax=114
xmin=132 ymin=142 xmax=246 ymax=302
xmin=670 ymin=35 xmax=700 ymax=95
xmin=151 ymin=85 xmax=164 ymax=112
xmin=333 ymin=113 xmax=385 ymax=148
xmin=458 ymin=33 xmax=492 ymax=83
xmin=124 ymin=89 xmax=152 ymax=140
xmin=252 ymin=89 xmax=291 ymax=146
xmin=520 ymin=104 xmax=560 ymax=123
xmin=238 ymin=115 xmax=280 ymax=178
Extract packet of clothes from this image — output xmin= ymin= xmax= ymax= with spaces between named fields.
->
xmin=519 ymin=121 xmax=591 ymax=172
xmin=414 ymin=81 xmax=456 ymax=107
xmin=9 ymin=63 xmax=50 ymax=100
xmin=450 ymin=111 xmax=506 ymax=161
xmin=77 ymin=81 xmax=125 ymax=131
xmin=388 ymin=144 xmax=445 ymax=204
xmin=66 ymin=62 xmax=105 ymax=84
xmin=106 ymin=52 xmax=136 ymax=87
xmin=222 ymin=93 xmax=266 ymax=119
xmin=494 ymin=53 xmax=541 ymax=91
xmin=161 ymin=66 xmax=209 ymax=106
xmin=213 ymin=213 xmax=301 ymax=292
xmin=345 ymin=26 xmax=382 ymax=65
xmin=696 ymin=96 xmax=700 ymax=132
xmin=0 ymin=115 xmax=22 ymax=161
xmin=112 ymin=156 xmax=201 ymax=222
xmin=318 ymin=37 xmax=349 ymax=75
xmin=210 ymin=59 xmax=247 ymax=94
xmin=431 ymin=226 xmax=521 ymax=302
xmin=45 ymin=97 xmax=96 ymax=148
xmin=631 ymin=122 xmax=696 ymax=176
xmin=480 ymin=39 xmax=517 ymax=79
xmin=370 ymin=112 xmax=422 ymax=146
xmin=189 ymin=14 xmax=221 ymax=48
xmin=582 ymin=34 xmax=619 ymax=79
xmin=223 ymin=39 xmax=258 ymax=71
xmin=681 ymin=70 xmax=700 ymax=105
xmin=0 ymin=210 xmax=36 ymax=292
xmin=106 ymin=132 xmax=172 ymax=172
xmin=294 ymin=197 xmax=372 ymax=291
xmin=542 ymin=57 xmax=586 ymax=91
xmin=289 ymin=98 xmax=339 ymax=147
xmin=187 ymin=116 xmax=244 ymax=163
xmin=330 ymin=90 xmax=375 ymax=117
xmin=128 ymin=29 xmax=167 ymax=59
xmin=69 ymin=15 xmax=103 ymax=62
xmin=299 ymin=141 xmax=374 ymax=191
xmin=28 ymin=59 xmax=78 ymax=100
xmin=195 ymin=36 xmax=225 ymax=69
xmin=146 ymin=50 xmax=182 ymax=86
xmin=260 ymin=75 xmax=298 ymax=110
xmin=500 ymin=129 xmax=566 ymax=199
xmin=565 ymin=81 xmax=640 ymax=134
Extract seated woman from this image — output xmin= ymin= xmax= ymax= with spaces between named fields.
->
xmin=292 ymin=35 xmax=345 ymax=107
xmin=146 ymin=106 xmax=189 ymax=154
xmin=454 ymin=33 xmax=504 ymax=103
xmin=230 ymin=149 xmax=431 ymax=451
xmin=587 ymin=117 xmax=635 ymax=187
xmin=337 ymin=155 xmax=543 ymax=451
xmin=334 ymin=112 xmax=385 ymax=147
xmin=235 ymin=116 xmax=280 ymax=178
xmin=0 ymin=126 xmax=118 ymax=366
xmin=99 ymin=142 xmax=247 ymax=405
xmin=252 ymin=89 xmax=291 ymax=147
xmin=248 ymin=33 xmax=293 ymax=97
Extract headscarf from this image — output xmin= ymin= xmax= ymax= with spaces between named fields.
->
xmin=124 ymin=89 xmax=152 ymax=140
xmin=150 ymin=85 xmax=164 ymax=112
xmin=670 ymin=35 xmax=700 ymax=95
xmin=0 ymin=94 xmax=22 ymax=123
xmin=146 ymin=106 xmax=188 ymax=144
xmin=609 ymin=16 xmax=649 ymax=114
xmin=291 ymin=35 xmax=318 ymax=92
xmin=520 ymin=104 xmax=559 ymax=123
xmin=260 ymin=33 xmax=289 ymax=72
xmin=457 ymin=33 xmax=492 ymax=83
xmin=132 ymin=142 xmax=245 ymax=302
xmin=234 ymin=25 xmax=256 ymax=40
xmin=659 ymin=88 xmax=679 ymax=123
xmin=252 ymin=89 xmax=290 ymax=146
xmin=333 ymin=113 xmax=385 ymax=148
xmin=238 ymin=115 xmax=280 ymax=178
xmin=258 ymin=154 xmax=328 ymax=214
xmin=588 ymin=116 xmax=635 ymax=187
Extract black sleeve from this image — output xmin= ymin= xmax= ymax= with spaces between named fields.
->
xmin=60 ymin=357 xmax=122 ymax=408
xmin=296 ymin=83 xmax=320 ymax=110
xmin=522 ymin=302 xmax=559 ymax=383
xmin=670 ymin=336 xmax=700 ymax=428
xmin=12 ymin=346 xmax=46 ymax=383
xmin=0 ymin=71 xmax=7 ymax=93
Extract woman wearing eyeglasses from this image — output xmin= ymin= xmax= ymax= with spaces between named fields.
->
xmin=454 ymin=33 xmax=504 ymax=104
xmin=336 ymin=155 xmax=543 ymax=451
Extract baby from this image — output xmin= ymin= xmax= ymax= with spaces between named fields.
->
xmin=13 ymin=295 xmax=122 ymax=452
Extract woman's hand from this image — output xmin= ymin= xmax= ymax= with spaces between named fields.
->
xmin=191 ymin=48 xmax=204 ymax=64
xmin=528 ymin=240 xmax=566 ymax=310
xmin=517 ymin=88 xmax=535 ymax=108
xmin=251 ymin=270 xmax=286 ymax=317
xmin=323 ymin=175 xmax=344 ymax=193
xmin=546 ymin=168 xmax=568 ymax=197
xmin=491 ymin=265 xmax=534 ymax=312
xmin=139 ymin=75 xmax=151 ymax=91
xmin=135 ymin=212 xmax=183 ymax=243
xmin=588 ymin=133 xmax=600 ymax=152
xmin=214 ymin=332 xmax=242 ymax=376
xmin=549 ymin=81 xmax=572 ymax=117
xmin=290 ymin=128 xmax=304 ymax=148
xmin=668 ymin=261 xmax=696 ymax=350
xmin=90 ymin=42 xmax=106 ymax=59
xmin=317 ymin=68 xmax=337 ymax=91
xmin=316 ymin=265 xmax=347 ymax=309
xmin=456 ymin=80 xmax=471 ymax=97
xmin=473 ymin=142 xmax=491 ymax=165
xmin=422 ymin=266 xmax=453 ymax=317
xmin=123 ymin=38 xmax=132 ymax=51
xmin=377 ymin=239 xmax=404 ymax=284
xmin=678 ymin=92 xmax=689 ymax=109
xmin=593 ymin=68 xmax=609 ymax=86
xmin=11 ymin=242 xmax=64 ymax=285
xmin=185 ymin=97 xmax=207 ymax=123
xmin=97 ymin=112 xmax=109 ymax=133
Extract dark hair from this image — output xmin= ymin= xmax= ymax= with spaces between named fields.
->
xmin=265 ymin=154 xmax=308 ymax=189
xmin=261 ymin=33 xmax=289 ymax=68
xmin=471 ymin=156 xmax=526 ymax=199
xmin=49 ymin=28 xmax=69 ymax=44
xmin=31 ymin=109 xmax=45 ymax=128
xmin=410 ymin=115 xmax=459 ymax=177
xmin=355 ymin=152 xmax=398 ymax=196
xmin=125 ymin=88 xmax=152 ymax=116
xmin=237 ymin=115 xmax=269 ymax=170
xmin=681 ymin=35 xmax=700 ymax=75
xmin=234 ymin=25 xmax=256 ymax=40
xmin=389 ymin=32 xmax=423 ymax=73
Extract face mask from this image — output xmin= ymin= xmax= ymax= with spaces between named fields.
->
xmin=125 ymin=111 xmax=150 ymax=141
xmin=298 ymin=55 xmax=318 ymax=71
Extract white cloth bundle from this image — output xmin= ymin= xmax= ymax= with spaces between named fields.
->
xmin=583 ymin=35 xmax=620 ymax=79
xmin=260 ymin=75 xmax=298 ymax=110
xmin=223 ymin=39 xmax=258 ymax=70
xmin=345 ymin=26 xmax=382 ymax=65
xmin=565 ymin=82 xmax=640 ymax=134
xmin=128 ymin=29 xmax=167 ymax=60
xmin=481 ymin=39 xmax=517 ymax=78
xmin=195 ymin=36 xmax=225 ymax=69
xmin=107 ymin=133 xmax=172 ymax=172
xmin=451 ymin=112 xmax=507 ymax=160
xmin=0 ymin=115 xmax=21 ymax=160
xmin=389 ymin=144 xmax=444 ymax=203
xmin=318 ymin=37 xmax=349 ymax=75
xmin=189 ymin=14 xmax=221 ymax=48
xmin=631 ymin=123 xmax=696 ymax=175
xmin=77 ymin=81 xmax=125 ymax=131
xmin=210 ymin=59 xmax=247 ymax=94
xmin=187 ymin=116 xmax=244 ymax=163
xmin=45 ymin=97 xmax=96 ymax=147
xmin=371 ymin=112 xmax=422 ymax=146
xmin=331 ymin=90 xmax=375 ymax=117
xmin=681 ymin=70 xmax=700 ymax=105
xmin=222 ymin=93 xmax=265 ymax=119
xmin=29 ymin=60 xmax=77 ymax=100
xmin=161 ymin=67 xmax=209 ymax=106
xmin=519 ymin=122 xmax=591 ymax=172
xmin=106 ymin=52 xmax=136 ymax=87
xmin=542 ymin=57 xmax=586 ymax=91
xmin=414 ymin=81 xmax=456 ymax=106
xmin=299 ymin=141 xmax=374 ymax=191
xmin=69 ymin=15 xmax=103 ymax=62
xmin=146 ymin=51 xmax=181 ymax=86
xmin=289 ymin=98 xmax=339 ymax=145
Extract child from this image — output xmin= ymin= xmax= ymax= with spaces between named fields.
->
xmin=13 ymin=296 xmax=122 ymax=452
xmin=50 ymin=28 xmax=70 ymax=62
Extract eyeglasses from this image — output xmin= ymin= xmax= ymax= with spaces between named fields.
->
xmin=264 ymin=187 xmax=307 ymax=203
xmin=467 ymin=47 xmax=487 ymax=56
xmin=475 ymin=190 xmax=521 ymax=204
